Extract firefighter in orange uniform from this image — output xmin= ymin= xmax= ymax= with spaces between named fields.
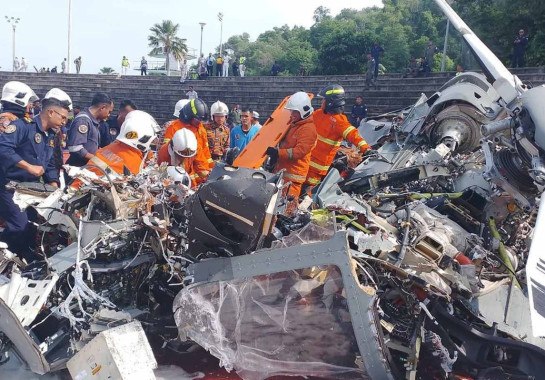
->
xmin=305 ymin=84 xmax=370 ymax=188
xmin=163 ymin=99 xmax=213 ymax=183
xmin=70 ymin=111 xmax=157 ymax=187
xmin=157 ymin=128 xmax=198 ymax=188
xmin=265 ymin=91 xmax=317 ymax=205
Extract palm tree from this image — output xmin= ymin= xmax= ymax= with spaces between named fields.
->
xmin=148 ymin=20 xmax=187 ymax=76
xmin=99 ymin=67 xmax=116 ymax=75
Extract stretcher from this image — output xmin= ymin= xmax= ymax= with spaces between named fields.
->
xmin=233 ymin=93 xmax=314 ymax=169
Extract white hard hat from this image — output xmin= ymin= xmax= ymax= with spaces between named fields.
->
xmin=1 ymin=81 xmax=38 ymax=108
xmin=252 ymin=111 xmax=260 ymax=119
xmin=285 ymin=91 xmax=313 ymax=120
xmin=166 ymin=166 xmax=191 ymax=187
xmin=44 ymin=88 xmax=72 ymax=110
xmin=173 ymin=99 xmax=190 ymax=118
xmin=210 ymin=100 xmax=229 ymax=117
xmin=169 ymin=128 xmax=197 ymax=158
xmin=117 ymin=110 xmax=158 ymax=152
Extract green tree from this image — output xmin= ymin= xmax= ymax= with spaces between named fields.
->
xmin=148 ymin=20 xmax=187 ymax=76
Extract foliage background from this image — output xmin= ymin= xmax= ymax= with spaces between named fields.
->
xmin=217 ymin=0 xmax=543 ymax=75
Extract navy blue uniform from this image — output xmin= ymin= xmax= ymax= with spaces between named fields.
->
xmin=350 ymin=103 xmax=368 ymax=126
xmin=99 ymin=115 xmax=120 ymax=148
xmin=370 ymin=44 xmax=384 ymax=79
xmin=66 ymin=109 xmax=100 ymax=166
xmin=0 ymin=116 xmax=58 ymax=260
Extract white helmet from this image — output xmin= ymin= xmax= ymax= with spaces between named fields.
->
xmin=166 ymin=166 xmax=191 ymax=187
xmin=173 ymin=99 xmax=190 ymax=118
xmin=210 ymin=101 xmax=229 ymax=117
xmin=285 ymin=91 xmax=313 ymax=120
xmin=44 ymin=88 xmax=72 ymax=110
xmin=117 ymin=110 xmax=158 ymax=152
xmin=1 ymin=81 xmax=38 ymax=107
xmin=169 ymin=129 xmax=197 ymax=158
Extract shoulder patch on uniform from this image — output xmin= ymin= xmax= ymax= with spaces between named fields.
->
xmin=109 ymin=128 xmax=118 ymax=136
xmin=125 ymin=131 xmax=138 ymax=139
xmin=3 ymin=124 xmax=16 ymax=134
xmin=34 ymin=133 xmax=42 ymax=144
xmin=49 ymin=139 xmax=55 ymax=147
xmin=78 ymin=124 xmax=89 ymax=134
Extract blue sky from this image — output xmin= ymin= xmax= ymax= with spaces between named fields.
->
xmin=0 ymin=0 xmax=382 ymax=74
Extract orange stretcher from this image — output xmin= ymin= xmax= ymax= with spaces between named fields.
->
xmin=233 ymin=93 xmax=314 ymax=169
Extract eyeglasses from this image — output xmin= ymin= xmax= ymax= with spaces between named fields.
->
xmin=51 ymin=109 xmax=68 ymax=122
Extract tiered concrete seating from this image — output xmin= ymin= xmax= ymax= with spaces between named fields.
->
xmin=1 ymin=68 xmax=543 ymax=124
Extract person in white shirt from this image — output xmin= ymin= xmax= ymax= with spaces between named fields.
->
xmin=180 ymin=59 xmax=189 ymax=83
xmin=185 ymin=86 xmax=198 ymax=100
xmin=222 ymin=54 xmax=230 ymax=77
xmin=19 ymin=57 xmax=28 ymax=72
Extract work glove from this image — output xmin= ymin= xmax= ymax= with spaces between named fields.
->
xmin=364 ymin=149 xmax=378 ymax=157
xmin=266 ymin=147 xmax=279 ymax=163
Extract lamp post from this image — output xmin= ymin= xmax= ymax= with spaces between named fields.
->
xmin=5 ymin=16 xmax=20 ymax=72
xmin=218 ymin=12 xmax=223 ymax=56
xmin=67 ymin=0 xmax=72 ymax=73
xmin=199 ymin=22 xmax=206 ymax=58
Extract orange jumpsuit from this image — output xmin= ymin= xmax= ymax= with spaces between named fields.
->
xmin=70 ymin=140 xmax=145 ymax=189
xmin=275 ymin=117 xmax=317 ymax=198
xmin=157 ymin=143 xmax=197 ymax=188
xmin=305 ymin=109 xmax=369 ymax=186
xmin=163 ymin=119 xmax=213 ymax=182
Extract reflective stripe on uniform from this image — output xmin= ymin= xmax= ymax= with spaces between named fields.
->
xmin=207 ymin=158 xmax=214 ymax=163
xmin=287 ymin=148 xmax=293 ymax=160
xmin=163 ymin=138 xmax=171 ymax=144
xmin=358 ymin=140 xmax=368 ymax=148
xmin=309 ymin=161 xmax=330 ymax=171
xmin=325 ymin=88 xmax=344 ymax=95
xmin=342 ymin=126 xmax=356 ymax=139
xmin=317 ymin=134 xmax=341 ymax=147
xmin=198 ymin=170 xmax=210 ymax=178
xmin=283 ymin=172 xmax=306 ymax=182
xmin=190 ymin=99 xmax=197 ymax=115
xmin=306 ymin=177 xmax=321 ymax=185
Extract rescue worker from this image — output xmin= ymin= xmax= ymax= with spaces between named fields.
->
xmin=157 ymin=128 xmax=198 ymax=188
xmin=206 ymin=101 xmax=230 ymax=161
xmin=0 ymin=89 xmax=72 ymax=261
xmin=305 ymin=84 xmax=370 ymax=188
xmin=66 ymin=92 xmax=113 ymax=167
xmin=266 ymin=92 xmax=317 ymax=204
xmin=72 ymin=110 xmax=158 ymax=184
xmin=163 ymin=99 xmax=213 ymax=183
xmin=99 ymin=99 xmax=137 ymax=148
xmin=0 ymin=81 xmax=38 ymax=132
xmin=161 ymin=99 xmax=188 ymax=144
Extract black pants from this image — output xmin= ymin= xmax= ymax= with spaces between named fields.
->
xmin=207 ymin=65 xmax=213 ymax=76
xmin=216 ymin=64 xmax=223 ymax=76
xmin=141 ymin=68 xmax=147 ymax=75
xmin=373 ymin=58 xmax=380 ymax=79
xmin=512 ymin=54 xmax=525 ymax=68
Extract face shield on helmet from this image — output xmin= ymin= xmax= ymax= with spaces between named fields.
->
xmin=117 ymin=110 xmax=158 ymax=152
xmin=169 ymin=128 xmax=198 ymax=158
xmin=317 ymin=84 xmax=346 ymax=113
xmin=44 ymin=88 xmax=73 ymax=111
xmin=285 ymin=91 xmax=314 ymax=120
xmin=180 ymin=98 xmax=209 ymax=123
xmin=173 ymin=99 xmax=189 ymax=118
xmin=210 ymin=100 xmax=229 ymax=117
xmin=1 ymin=81 xmax=38 ymax=108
